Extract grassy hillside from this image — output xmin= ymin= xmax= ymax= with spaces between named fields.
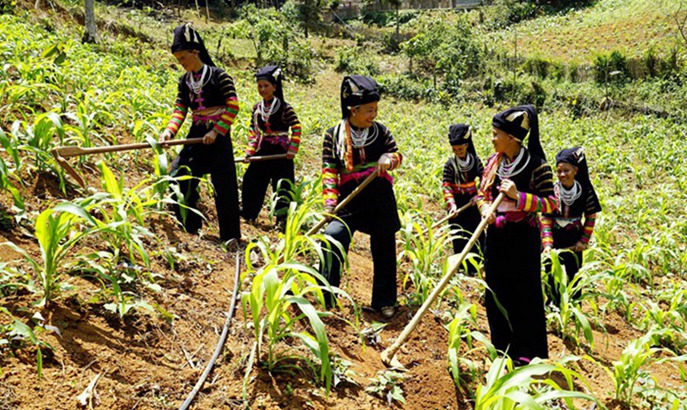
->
xmin=488 ymin=0 xmax=685 ymax=63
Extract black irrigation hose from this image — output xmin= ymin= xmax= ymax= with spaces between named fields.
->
xmin=179 ymin=250 xmax=242 ymax=410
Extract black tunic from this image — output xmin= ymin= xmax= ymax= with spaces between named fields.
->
xmin=442 ymin=154 xmax=484 ymax=273
xmin=543 ymin=182 xmax=601 ymax=304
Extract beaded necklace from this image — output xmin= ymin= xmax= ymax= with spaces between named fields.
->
xmin=349 ymin=123 xmax=378 ymax=148
xmin=257 ymin=97 xmax=281 ymax=123
xmin=559 ymin=180 xmax=582 ymax=206
xmin=455 ymin=153 xmax=474 ymax=173
xmin=186 ymin=64 xmax=210 ymax=95
xmin=497 ymin=147 xmax=530 ymax=178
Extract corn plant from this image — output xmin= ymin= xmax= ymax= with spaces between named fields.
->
xmin=2 ymin=202 xmax=96 ymax=306
xmin=544 ymin=250 xmax=597 ymax=348
xmin=0 ymin=308 xmax=52 ymax=379
xmin=74 ymin=161 xmax=159 ymax=267
xmin=0 ymin=154 xmax=23 ymax=213
xmin=398 ymin=212 xmax=454 ymax=305
xmin=473 ymin=356 xmax=598 ymax=410
xmin=446 ymin=302 xmax=495 ymax=389
xmin=637 ymin=298 xmax=687 ymax=353
xmin=241 ymin=195 xmax=356 ymax=394
xmin=599 ymin=329 xmax=687 ymax=406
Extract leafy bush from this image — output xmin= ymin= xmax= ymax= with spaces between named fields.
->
xmin=483 ymin=0 xmax=540 ymax=29
xmin=335 ymin=46 xmax=380 ymax=76
xmin=594 ymin=50 xmax=630 ymax=84
xmin=238 ymin=5 xmax=317 ymax=81
xmin=402 ymin=13 xmax=483 ymax=89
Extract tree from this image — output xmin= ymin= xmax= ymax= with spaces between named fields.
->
xmin=296 ymin=0 xmax=325 ymax=38
xmin=83 ymin=0 xmax=97 ymax=44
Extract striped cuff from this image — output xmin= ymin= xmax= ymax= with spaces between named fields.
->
xmin=580 ymin=213 xmax=597 ymax=244
xmin=289 ymin=124 xmax=302 ymax=154
xmin=517 ymin=192 xmax=558 ymax=213
xmin=213 ymin=98 xmax=239 ymax=135
xmin=540 ymin=215 xmax=553 ymax=247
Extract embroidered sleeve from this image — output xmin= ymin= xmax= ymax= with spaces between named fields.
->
xmin=580 ymin=213 xmax=597 ymax=244
xmin=476 ymin=154 xmax=499 ymax=214
xmin=516 ymin=163 xmax=557 ymax=213
xmin=540 ymin=214 xmax=554 ymax=247
xmin=442 ymin=160 xmax=456 ymax=210
xmin=322 ymin=130 xmax=340 ymax=208
xmin=213 ymin=70 xmax=239 ymax=136
xmin=246 ymin=105 xmax=259 ymax=156
xmin=382 ymin=125 xmax=403 ymax=170
xmin=165 ymin=77 xmax=189 ymax=137
xmin=283 ymin=104 xmax=302 ymax=154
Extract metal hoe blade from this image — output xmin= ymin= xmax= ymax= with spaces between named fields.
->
xmin=51 ymin=149 xmax=86 ymax=188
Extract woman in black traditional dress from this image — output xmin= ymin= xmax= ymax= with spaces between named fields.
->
xmin=476 ymin=105 xmax=556 ymax=366
xmin=159 ymin=23 xmax=241 ymax=243
xmin=320 ymin=75 xmax=403 ymax=319
xmin=241 ymin=65 xmax=302 ymax=230
xmin=441 ymin=124 xmax=484 ymax=275
xmin=541 ymin=147 xmax=602 ymax=306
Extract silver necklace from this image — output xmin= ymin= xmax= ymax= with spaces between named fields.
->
xmin=349 ymin=123 xmax=378 ymax=148
xmin=559 ymin=180 xmax=582 ymax=206
xmin=350 ymin=127 xmax=368 ymax=147
xmin=497 ymin=147 xmax=530 ymax=178
xmin=455 ymin=153 xmax=474 ymax=173
xmin=257 ymin=97 xmax=281 ymax=123
xmin=186 ymin=64 xmax=210 ymax=95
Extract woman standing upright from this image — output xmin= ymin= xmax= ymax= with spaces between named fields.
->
xmin=477 ymin=105 xmax=556 ymax=366
xmin=159 ymin=23 xmax=241 ymax=243
xmin=320 ymin=75 xmax=403 ymax=318
xmin=441 ymin=124 xmax=484 ymax=275
xmin=241 ymin=65 xmax=302 ymax=229
xmin=542 ymin=147 xmax=602 ymax=306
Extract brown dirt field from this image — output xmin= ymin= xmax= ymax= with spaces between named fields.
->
xmin=0 ymin=159 xmax=682 ymax=410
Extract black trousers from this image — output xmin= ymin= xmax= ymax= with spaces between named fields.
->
xmin=241 ymin=145 xmax=294 ymax=223
xmin=321 ymin=218 xmax=397 ymax=310
xmin=545 ymin=227 xmax=584 ymax=306
xmin=484 ymin=221 xmax=548 ymax=361
xmin=169 ymin=127 xmax=241 ymax=242
xmin=448 ymin=204 xmax=484 ymax=275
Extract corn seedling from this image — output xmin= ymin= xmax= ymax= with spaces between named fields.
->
xmin=474 ymin=356 xmax=598 ymax=410
xmin=544 ymin=250 xmax=597 ymax=348
xmin=241 ymin=198 xmax=356 ymax=394
xmin=2 ymin=202 xmax=96 ymax=306
xmin=398 ymin=212 xmax=454 ymax=305
xmin=447 ymin=302 xmax=488 ymax=389
xmin=598 ymin=329 xmax=687 ymax=406
xmin=75 ymin=161 xmax=162 ymax=267
xmin=0 ymin=307 xmax=52 ymax=379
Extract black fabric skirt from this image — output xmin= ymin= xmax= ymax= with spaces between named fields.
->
xmin=484 ymin=220 xmax=548 ymax=360
xmin=547 ymin=226 xmax=584 ymax=303
xmin=448 ymin=196 xmax=483 ymax=274
xmin=336 ymin=177 xmax=401 ymax=236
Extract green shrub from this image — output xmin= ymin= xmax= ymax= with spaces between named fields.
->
xmin=594 ymin=50 xmax=630 ymax=84
xmin=335 ymin=46 xmax=380 ymax=76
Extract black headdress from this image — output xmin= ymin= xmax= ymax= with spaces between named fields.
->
xmin=171 ymin=23 xmax=215 ymax=67
xmin=492 ymin=104 xmax=545 ymax=160
xmin=448 ymin=123 xmax=477 ymax=157
xmin=555 ymin=147 xmax=591 ymax=186
xmin=255 ymin=65 xmax=284 ymax=101
xmin=340 ymin=75 xmax=380 ymax=119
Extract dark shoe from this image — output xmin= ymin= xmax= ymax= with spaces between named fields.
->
xmin=380 ymin=306 xmax=396 ymax=319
